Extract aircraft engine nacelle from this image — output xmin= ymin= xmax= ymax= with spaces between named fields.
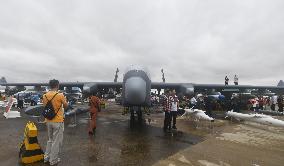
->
xmin=82 ymin=83 xmax=98 ymax=95
xmin=179 ymin=84 xmax=195 ymax=96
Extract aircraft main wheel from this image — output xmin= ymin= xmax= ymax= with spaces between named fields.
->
xmin=137 ymin=107 xmax=142 ymax=123
xmin=130 ymin=107 xmax=135 ymax=122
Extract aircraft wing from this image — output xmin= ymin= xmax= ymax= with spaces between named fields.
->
xmin=151 ymin=82 xmax=284 ymax=95
xmin=193 ymin=84 xmax=283 ymax=91
xmin=1 ymin=82 xmax=84 ymax=87
xmin=193 ymin=84 xmax=284 ymax=94
xmin=0 ymin=82 xmax=123 ymax=93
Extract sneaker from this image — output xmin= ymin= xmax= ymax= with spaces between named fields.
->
xmin=50 ymin=161 xmax=58 ymax=166
xmin=44 ymin=157 xmax=49 ymax=163
xmin=50 ymin=158 xmax=61 ymax=165
xmin=44 ymin=155 xmax=50 ymax=163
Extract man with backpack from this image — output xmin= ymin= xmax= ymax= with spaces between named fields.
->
xmin=43 ymin=79 xmax=68 ymax=165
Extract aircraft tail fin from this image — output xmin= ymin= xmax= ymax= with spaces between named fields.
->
xmin=277 ymin=80 xmax=284 ymax=87
xmin=0 ymin=77 xmax=7 ymax=85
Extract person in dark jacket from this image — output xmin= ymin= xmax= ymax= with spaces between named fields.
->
xmin=162 ymin=90 xmax=171 ymax=132
xmin=225 ymin=76 xmax=229 ymax=85
xmin=204 ymin=95 xmax=213 ymax=117
xmin=277 ymin=96 xmax=283 ymax=112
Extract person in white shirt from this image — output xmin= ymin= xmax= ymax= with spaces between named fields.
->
xmin=271 ymin=95 xmax=278 ymax=111
xmin=169 ymin=90 xmax=179 ymax=130
xmin=234 ymin=75 xmax=239 ymax=85
xmin=190 ymin=96 xmax=197 ymax=109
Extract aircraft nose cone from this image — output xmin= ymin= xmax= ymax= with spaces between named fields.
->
xmin=125 ymin=77 xmax=146 ymax=105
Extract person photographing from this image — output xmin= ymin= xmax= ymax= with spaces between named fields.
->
xmin=43 ymin=79 xmax=68 ymax=165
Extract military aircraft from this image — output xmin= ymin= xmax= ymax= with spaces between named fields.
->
xmin=1 ymin=65 xmax=284 ymax=122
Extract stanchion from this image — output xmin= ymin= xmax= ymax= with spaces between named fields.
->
xmin=3 ymin=96 xmax=20 ymax=118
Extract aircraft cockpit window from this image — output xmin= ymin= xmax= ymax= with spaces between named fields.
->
xmin=125 ymin=65 xmax=151 ymax=78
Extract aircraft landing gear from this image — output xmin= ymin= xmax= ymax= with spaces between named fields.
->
xmin=130 ymin=107 xmax=135 ymax=124
xmin=137 ymin=107 xmax=142 ymax=124
xmin=129 ymin=106 xmax=143 ymax=126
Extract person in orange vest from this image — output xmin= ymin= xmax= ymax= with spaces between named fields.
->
xmin=88 ymin=92 xmax=101 ymax=135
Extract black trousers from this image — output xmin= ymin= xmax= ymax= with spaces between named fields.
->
xmin=271 ymin=104 xmax=275 ymax=111
xmin=278 ymin=104 xmax=283 ymax=112
xmin=170 ymin=111 xmax=177 ymax=128
xmin=205 ymin=106 xmax=213 ymax=117
xmin=163 ymin=111 xmax=171 ymax=130
xmin=18 ymin=100 xmax=24 ymax=109
xmin=30 ymin=100 xmax=37 ymax=106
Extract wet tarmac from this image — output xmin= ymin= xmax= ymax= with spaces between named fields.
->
xmin=1 ymin=102 xmax=284 ymax=166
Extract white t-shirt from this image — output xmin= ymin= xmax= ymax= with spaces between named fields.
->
xmin=190 ymin=97 xmax=197 ymax=105
xmin=169 ymin=95 xmax=179 ymax=112
xmin=271 ymin=96 xmax=278 ymax=104
xmin=234 ymin=76 xmax=238 ymax=82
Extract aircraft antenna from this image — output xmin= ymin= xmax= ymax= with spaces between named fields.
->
xmin=114 ymin=68 xmax=119 ymax=82
xmin=161 ymin=69 xmax=165 ymax=83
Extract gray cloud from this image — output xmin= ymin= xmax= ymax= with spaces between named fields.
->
xmin=0 ymin=0 xmax=283 ymax=85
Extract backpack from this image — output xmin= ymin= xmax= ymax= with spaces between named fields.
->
xmin=42 ymin=93 xmax=59 ymax=120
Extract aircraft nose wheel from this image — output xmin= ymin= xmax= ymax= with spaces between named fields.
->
xmin=137 ymin=107 xmax=143 ymax=123
xmin=129 ymin=106 xmax=144 ymax=126
xmin=130 ymin=108 xmax=135 ymax=124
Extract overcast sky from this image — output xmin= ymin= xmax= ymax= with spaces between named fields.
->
xmin=0 ymin=0 xmax=283 ymax=85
